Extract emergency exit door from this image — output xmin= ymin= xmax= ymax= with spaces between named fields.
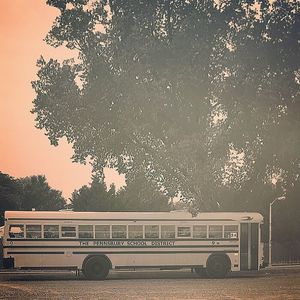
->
xmin=240 ymin=223 xmax=259 ymax=270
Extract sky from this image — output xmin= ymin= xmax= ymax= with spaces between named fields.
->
xmin=0 ymin=0 xmax=125 ymax=198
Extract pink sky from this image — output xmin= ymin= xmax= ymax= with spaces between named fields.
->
xmin=0 ymin=1 xmax=125 ymax=198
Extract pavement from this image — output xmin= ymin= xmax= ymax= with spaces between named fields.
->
xmin=0 ymin=267 xmax=300 ymax=299
xmin=0 ymin=263 xmax=300 ymax=280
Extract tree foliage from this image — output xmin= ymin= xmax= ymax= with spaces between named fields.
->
xmin=17 ymin=175 xmax=66 ymax=211
xmin=117 ymin=173 xmax=171 ymax=211
xmin=0 ymin=172 xmax=66 ymax=225
xmin=32 ymin=0 xmax=299 ymax=212
xmin=0 ymin=173 xmax=21 ymax=225
xmin=71 ymin=175 xmax=171 ymax=212
xmin=71 ymin=177 xmax=118 ymax=211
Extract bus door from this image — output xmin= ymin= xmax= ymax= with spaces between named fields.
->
xmin=240 ymin=223 xmax=259 ymax=270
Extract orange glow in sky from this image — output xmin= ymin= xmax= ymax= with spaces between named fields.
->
xmin=0 ymin=1 xmax=125 ymax=198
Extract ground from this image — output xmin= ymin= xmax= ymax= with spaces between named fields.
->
xmin=0 ymin=267 xmax=300 ymax=299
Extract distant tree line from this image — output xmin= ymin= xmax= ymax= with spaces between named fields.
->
xmin=0 ymin=172 xmax=65 ymax=225
xmin=1 ymin=170 xmax=300 ymax=246
xmin=71 ymin=174 xmax=170 ymax=212
xmin=0 ymin=171 xmax=170 ymax=226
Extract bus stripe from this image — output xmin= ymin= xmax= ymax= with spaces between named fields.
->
xmin=7 ymin=250 xmax=239 ymax=255
xmin=7 ymin=218 xmax=235 ymax=222
xmin=7 ymin=251 xmax=64 ymax=255
xmin=75 ymin=250 xmax=239 ymax=254
xmin=3 ymin=245 xmax=239 ymax=249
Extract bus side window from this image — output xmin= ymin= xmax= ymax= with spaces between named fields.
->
xmin=9 ymin=225 xmax=24 ymax=239
xmin=95 ymin=225 xmax=110 ymax=238
xmin=161 ymin=225 xmax=175 ymax=239
xmin=177 ymin=226 xmax=191 ymax=238
xmin=128 ymin=225 xmax=143 ymax=239
xmin=145 ymin=225 xmax=159 ymax=239
xmin=224 ymin=225 xmax=238 ymax=239
xmin=61 ymin=226 xmax=77 ymax=238
xmin=208 ymin=225 xmax=223 ymax=239
xmin=193 ymin=225 xmax=207 ymax=239
xmin=78 ymin=225 xmax=93 ymax=238
xmin=112 ymin=225 xmax=127 ymax=239
xmin=44 ymin=225 xmax=59 ymax=238
xmin=26 ymin=225 xmax=42 ymax=239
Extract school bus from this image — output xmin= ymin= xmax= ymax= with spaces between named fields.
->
xmin=2 ymin=210 xmax=264 ymax=279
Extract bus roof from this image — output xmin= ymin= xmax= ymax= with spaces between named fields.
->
xmin=4 ymin=211 xmax=263 ymax=222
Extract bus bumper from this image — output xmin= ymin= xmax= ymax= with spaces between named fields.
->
xmin=3 ymin=257 xmax=14 ymax=269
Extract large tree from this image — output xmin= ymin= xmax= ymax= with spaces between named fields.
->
xmin=32 ymin=0 xmax=299 ymax=211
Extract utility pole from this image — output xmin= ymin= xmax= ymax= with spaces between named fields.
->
xmin=269 ymin=196 xmax=285 ymax=267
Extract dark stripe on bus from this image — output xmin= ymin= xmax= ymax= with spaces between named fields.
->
xmin=73 ymin=250 xmax=239 ymax=254
xmin=7 ymin=251 xmax=64 ymax=255
xmin=3 ymin=245 xmax=239 ymax=249
xmin=115 ymin=265 xmax=203 ymax=269
xmin=7 ymin=218 xmax=235 ymax=222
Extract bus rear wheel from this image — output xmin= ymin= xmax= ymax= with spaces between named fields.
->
xmin=206 ymin=254 xmax=230 ymax=278
xmin=83 ymin=256 xmax=110 ymax=280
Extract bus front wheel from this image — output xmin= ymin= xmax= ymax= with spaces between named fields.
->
xmin=206 ymin=254 xmax=230 ymax=278
xmin=83 ymin=256 xmax=110 ymax=280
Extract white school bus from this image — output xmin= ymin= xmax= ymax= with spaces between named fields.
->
xmin=2 ymin=210 xmax=264 ymax=279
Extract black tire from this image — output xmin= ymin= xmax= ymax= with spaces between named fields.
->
xmin=194 ymin=267 xmax=207 ymax=278
xmin=206 ymin=255 xmax=230 ymax=278
xmin=83 ymin=256 xmax=110 ymax=280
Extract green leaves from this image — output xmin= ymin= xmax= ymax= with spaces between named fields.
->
xmin=0 ymin=173 xmax=66 ymax=225
xmin=71 ymin=175 xmax=170 ymax=212
xmin=33 ymin=0 xmax=300 ymax=211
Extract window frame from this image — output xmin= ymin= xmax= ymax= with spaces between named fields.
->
xmin=95 ymin=224 xmax=111 ymax=239
xmin=78 ymin=224 xmax=94 ymax=239
xmin=25 ymin=224 xmax=42 ymax=239
xmin=144 ymin=224 xmax=160 ymax=239
xmin=176 ymin=226 xmax=191 ymax=238
xmin=8 ymin=224 xmax=25 ymax=239
xmin=224 ymin=224 xmax=239 ymax=239
xmin=112 ymin=224 xmax=127 ymax=239
xmin=60 ymin=225 xmax=77 ymax=239
xmin=208 ymin=225 xmax=223 ymax=239
xmin=128 ymin=224 xmax=144 ymax=239
xmin=192 ymin=225 xmax=208 ymax=239
xmin=43 ymin=224 xmax=59 ymax=239
xmin=161 ymin=225 xmax=176 ymax=239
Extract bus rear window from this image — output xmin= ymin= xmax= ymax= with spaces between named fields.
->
xmin=61 ymin=226 xmax=76 ymax=238
xmin=26 ymin=225 xmax=42 ymax=239
xmin=9 ymin=225 xmax=24 ymax=239
xmin=44 ymin=225 xmax=59 ymax=238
